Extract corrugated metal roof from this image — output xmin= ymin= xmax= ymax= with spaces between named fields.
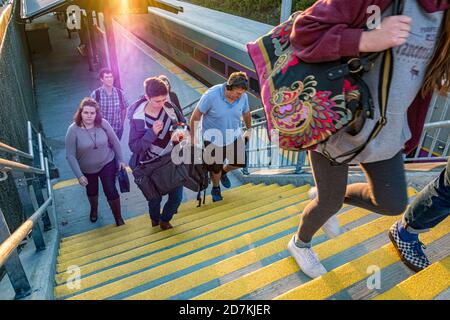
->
xmin=21 ymin=0 xmax=70 ymax=20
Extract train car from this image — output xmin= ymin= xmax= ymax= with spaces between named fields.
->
xmin=115 ymin=7 xmax=269 ymax=119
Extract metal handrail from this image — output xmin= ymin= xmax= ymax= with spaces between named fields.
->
xmin=0 ymin=122 xmax=56 ymax=298
xmin=0 ymin=191 xmax=52 ymax=267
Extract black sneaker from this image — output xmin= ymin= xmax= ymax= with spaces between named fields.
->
xmin=388 ymin=222 xmax=430 ymax=272
xmin=211 ymin=187 xmax=223 ymax=202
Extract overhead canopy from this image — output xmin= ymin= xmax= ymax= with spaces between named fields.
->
xmin=21 ymin=0 xmax=182 ymax=21
xmin=21 ymin=0 xmax=74 ymax=20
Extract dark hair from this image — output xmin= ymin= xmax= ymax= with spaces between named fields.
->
xmin=144 ymin=77 xmax=169 ymax=98
xmin=73 ymin=98 xmax=103 ymax=127
xmin=158 ymin=75 xmax=171 ymax=91
xmin=98 ymin=68 xmax=113 ymax=80
xmin=226 ymin=72 xmax=249 ymax=90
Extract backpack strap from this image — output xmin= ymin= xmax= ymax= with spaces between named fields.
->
xmin=117 ymin=88 xmax=126 ymax=110
xmin=94 ymin=88 xmax=100 ymax=104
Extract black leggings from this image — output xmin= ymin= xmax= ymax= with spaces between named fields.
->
xmin=84 ymin=159 xmax=119 ymax=201
xmin=298 ymin=150 xmax=409 ymax=242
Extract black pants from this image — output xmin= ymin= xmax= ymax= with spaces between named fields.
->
xmin=298 ymin=150 xmax=408 ymax=242
xmin=84 ymin=159 xmax=119 ymax=201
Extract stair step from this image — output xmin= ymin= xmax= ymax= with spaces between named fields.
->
xmin=57 ymin=184 xmax=296 ymax=258
xmin=273 ymin=217 xmax=450 ymax=300
xmin=373 ymin=255 xmax=450 ymax=300
xmin=62 ymin=205 xmax=369 ymax=300
xmin=55 ymin=186 xmax=309 ymax=297
xmin=59 ymin=183 xmax=258 ymax=246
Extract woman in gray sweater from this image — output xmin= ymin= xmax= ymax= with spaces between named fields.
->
xmin=65 ymin=98 xmax=126 ymax=226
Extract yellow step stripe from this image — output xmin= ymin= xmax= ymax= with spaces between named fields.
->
xmin=65 ymin=203 xmax=362 ymax=299
xmin=190 ymin=188 xmax=418 ymax=300
xmin=193 ymin=215 xmax=401 ymax=300
xmin=59 ymin=184 xmax=257 ymax=245
xmin=58 ymin=184 xmax=277 ymax=254
xmin=275 ymin=217 xmax=449 ymax=300
xmin=125 ymin=206 xmax=367 ymax=300
xmin=57 ymin=185 xmax=304 ymax=266
xmin=374 ymin=255 xmax=450 ymax=300
xmin=54 ymin=185 xmax=306 ymax=287
xmin=59 ymin=183 xmax=256 ymax=244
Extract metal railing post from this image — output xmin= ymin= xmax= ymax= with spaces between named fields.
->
xmin=242 ymin=139 xmax=250 ymax=175
xmin=280 ymin=0 xmax=293 ymax=23
xmin=294 ymin=151 xmax=306 ymax=174
xmin=10 ymin=159 xmax=45 ymax=251
xmin=0 ymin=208 xmax=32 ymax=299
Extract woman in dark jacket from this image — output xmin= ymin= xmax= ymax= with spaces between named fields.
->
xmin=128 ymin=77 xmax=187 ymax=230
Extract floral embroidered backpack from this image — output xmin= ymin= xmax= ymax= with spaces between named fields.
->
xmin=247 ymin=0 xmax=403 ymax=164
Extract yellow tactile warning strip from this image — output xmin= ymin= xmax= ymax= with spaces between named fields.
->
xmin=59 ymin=183 xmax=256 ymax=244
xmin=188 ymin=189 xmax=418 ymax=300
xmin=62 ymin=197 xmax=353 ymax=300
xmin=274 ymin=217 xmax=449 ymax=300
xmin=125 ymin=206 xmax=369 ymax=300
xmin=54 ymin=186 xmax=308 ymax=296
xmin=56 ymin=185 xmax=305 ymax=269
xmin=58 ymin=184 xmax=263 ymax=250
xmin=113 ymin=20 xmax=208 ymax=95
xmin=373 ymin=255 xmax=450 ymax=300
xmin=53 ymin=167 xmax=133 ymax=190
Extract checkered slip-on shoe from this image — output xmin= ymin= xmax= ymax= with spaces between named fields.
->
xmin=388 ymin=222 xmax=431 ymax=272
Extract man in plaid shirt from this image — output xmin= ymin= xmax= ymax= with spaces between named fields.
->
xmin=91 ymin=68 xmax=129 ymax=140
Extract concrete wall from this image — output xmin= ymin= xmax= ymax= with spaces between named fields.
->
xmin=0 ymin=1 xmax=40 ymax=231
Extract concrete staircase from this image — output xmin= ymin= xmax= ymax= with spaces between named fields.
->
xmin=53 ymin=184 xmax=450 ymax=300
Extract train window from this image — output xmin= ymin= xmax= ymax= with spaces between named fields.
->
xmin=183 ymin=42 xmax=195 ymax=57
xmin=171 ymin=37 xmax=183 ymax=51
xmin=250 ymin=77 xmax=260 ymax=94
xmin=227 ymin=66 xmax=239 ymax=77
xmin=210 ymin=56 xmax=226 ymax=75
xmin=194 ymin=49 xmax=209 ymax=65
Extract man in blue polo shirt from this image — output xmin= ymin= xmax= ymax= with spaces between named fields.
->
xmin=190 ymin=72 xmax=252 ymax=202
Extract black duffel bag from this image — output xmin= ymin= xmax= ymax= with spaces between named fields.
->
xmin=133 ymin=145 xmax=210 ymax=206
xmin=133 ymin=153 xmax=185 ymax=201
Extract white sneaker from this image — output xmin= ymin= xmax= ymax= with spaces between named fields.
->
xmin=308 ymin=186 xmax=341 ymax=239
xmin=308 ymin=186 xmax=318 ymax=201
xmin=322 ymin=215 xmax=341 ymax=239
xmin=287 ymin=235 xmax=327 ymax=279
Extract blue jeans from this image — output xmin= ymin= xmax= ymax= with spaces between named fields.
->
xmin=403 ymin=159 xmax=450 ymax=234
xmin=148 ymin=186 xmax=183 ymax=223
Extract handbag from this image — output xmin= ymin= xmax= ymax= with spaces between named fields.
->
xmin=246 ymin=0 xmax=403 ymax=165
xmin=117 ymin=168 xmax=130 ymax=193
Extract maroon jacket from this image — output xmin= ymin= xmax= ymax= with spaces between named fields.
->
xmin=290 ymin=0 xmax=448 ymax=155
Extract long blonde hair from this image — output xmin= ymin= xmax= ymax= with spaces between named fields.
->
xmin=422 ymin=8 xmax=450 ymax=97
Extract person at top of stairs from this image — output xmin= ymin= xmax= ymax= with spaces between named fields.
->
xmin=286 ymin=0 xmax=449 ymax=279
xmin=65 ymin=98 xmax=126 ymax=226
xmin=128 ymin=77 xmax=186 ymax=230
xmin=189 ymin=72 xmax=253 ymax=202
xmin=390 ymin=157 xmax=450 ymax=272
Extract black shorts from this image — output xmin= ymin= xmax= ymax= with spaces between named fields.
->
xmin=203 ymin=139 xmax=246 ymax=174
